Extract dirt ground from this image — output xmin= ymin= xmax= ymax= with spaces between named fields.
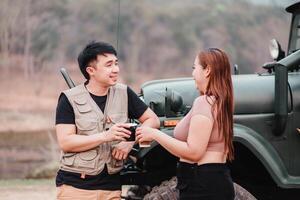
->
xmin=0 ymin=179 xmax=131 ymax=200
xmin=0 ymin=179 xmax=56 ymax=200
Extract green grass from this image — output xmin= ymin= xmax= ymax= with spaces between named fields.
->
xmin=0 ymin=178 xmax=54 ymax=187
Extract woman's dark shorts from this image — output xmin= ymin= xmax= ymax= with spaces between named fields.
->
xmin=176 ymin=162 xmax=234 ymax=200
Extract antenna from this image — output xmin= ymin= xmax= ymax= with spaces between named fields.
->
xmin=116 ymin=0 xmax=121 ymax=52
xmin=60 ymin=68 xmax=75 ymax=89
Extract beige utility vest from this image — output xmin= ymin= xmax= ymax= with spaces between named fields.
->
xmin=59 ymin=83 xmax=128 ymax=176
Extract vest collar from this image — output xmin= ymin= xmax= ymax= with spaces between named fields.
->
xmin=79 ymin=84 xmax=115 ymax=128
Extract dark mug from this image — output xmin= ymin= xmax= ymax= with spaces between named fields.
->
xmin=125 ymin=124 xmax=137 ymax=141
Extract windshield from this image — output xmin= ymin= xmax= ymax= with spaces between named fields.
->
xmin=289 ymin=14 xmax=300 ymax=53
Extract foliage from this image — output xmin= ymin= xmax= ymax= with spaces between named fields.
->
xmin=0 ymin=0 xmax=291 ymax=80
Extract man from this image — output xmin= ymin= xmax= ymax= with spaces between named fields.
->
xmin=55 ymin=41 xmax=160 ymax=200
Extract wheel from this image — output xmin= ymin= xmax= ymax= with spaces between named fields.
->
xmin=233 ymin=183 xmax=257 ymax=200
xmin=143 ymin=177 xmax=178 ymax=200
xmin=142 ymin=177 xmax=256 ymax=200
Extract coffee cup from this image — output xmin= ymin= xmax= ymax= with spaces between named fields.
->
xmin=125 ymin=124 xmax=137 ymax=141
xmin=139 ymin=141 xmax=151 ymax=148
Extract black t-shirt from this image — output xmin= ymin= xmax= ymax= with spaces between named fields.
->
xmin=56 ymin=87 xmax=147 ymax=124
xmin=55 ymin=86 xmax=148 ymax=190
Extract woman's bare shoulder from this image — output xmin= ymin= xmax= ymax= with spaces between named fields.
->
xmin=193 ymin=95 xmax=214 ymax=106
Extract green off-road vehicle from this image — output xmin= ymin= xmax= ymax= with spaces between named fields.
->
xmin=121 ymin=2 xmax=300 ymax=200
xmin=61 ymin=2 xmax=300 ymax=200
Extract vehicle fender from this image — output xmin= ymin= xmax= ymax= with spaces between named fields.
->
xmin=234 ymin=123 xmax=300 ymax=188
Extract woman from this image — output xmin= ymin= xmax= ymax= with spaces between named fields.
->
xmin=136 ymin=48 xmax=235 ymax=200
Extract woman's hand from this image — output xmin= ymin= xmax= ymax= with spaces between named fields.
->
xmin=136 ymin=126 xmax=157 ymax=143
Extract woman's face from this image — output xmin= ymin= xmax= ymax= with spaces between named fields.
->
xmin=192 ymin=55 xmax=210 ymax=94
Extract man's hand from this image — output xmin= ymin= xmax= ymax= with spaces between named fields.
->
xmin=105 ymin=123 xmax=131 ymax=142
xmin=112 ymin=141 xmax=135 ymax=160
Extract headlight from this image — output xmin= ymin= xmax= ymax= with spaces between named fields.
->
xmin=269 ymin=39 xmax=280 ymax=60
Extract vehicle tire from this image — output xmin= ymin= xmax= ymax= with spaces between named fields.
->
xmin=142 ymin=177 xmax=256 ymax=200
xmin=233 ymin=183 xmax=257 ymax=200
xmin=143 ymin=176 xmax=179 ymax=200
xmin=126 ymin=185 xmax=151 ymax=200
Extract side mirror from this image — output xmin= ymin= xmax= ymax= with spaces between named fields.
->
xmin=165 ymin=88 xmax=183 ymax=117
xmin=269 ymin=39 xmax=285 ymax=61
xmin=233 ymin=64 xmax=239 ymax=75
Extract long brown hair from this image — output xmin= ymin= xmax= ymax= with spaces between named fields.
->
xmin=198 ymin=48 xmax=234 ymax=161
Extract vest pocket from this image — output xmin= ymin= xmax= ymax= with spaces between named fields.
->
xmin=110 ymin=113 xmax=128 ymax=124
xmin=75 ymin=119 xmax=98 ymax=135
xmin=111 ymin=158 xmax=123 ymax=168
xmin=62 ymin=152 xmax=76 ymax=166
xmin=107 ymin=157 xmax=124 ymax=174
xmin=75 ymin=149 xmax=98 ymax=169
xmin=74 ymin=97 xmax=92 ymax=113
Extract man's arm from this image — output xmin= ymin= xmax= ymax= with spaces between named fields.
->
xmin=138 ymin=107 xmax=160 ymax=128
xmin=56 ymin=123 xmax=131 ymax=153
xmin=112 ymin=87 xmax=160 ymax=160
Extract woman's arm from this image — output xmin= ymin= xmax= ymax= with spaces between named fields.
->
xmin=136 ymin=114 xmax=213 ymax=162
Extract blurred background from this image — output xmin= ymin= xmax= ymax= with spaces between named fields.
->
xmin=0 ymin=0 xmax=297 ymax=199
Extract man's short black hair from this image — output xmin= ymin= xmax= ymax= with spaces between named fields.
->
xmin=77 ymin=41 xmax=117 ymax=79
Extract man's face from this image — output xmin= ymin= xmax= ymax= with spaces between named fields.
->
xmin=87 ymin=53 xmax=119 ymax=87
